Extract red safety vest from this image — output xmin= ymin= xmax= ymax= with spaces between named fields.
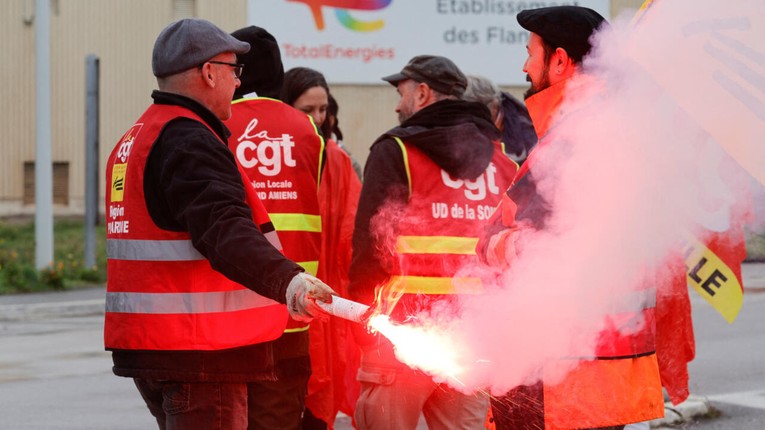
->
xmin=378 ymin=138 xmax=517 ymax=320
xmin=104 ymin=104 xmax=288 ymax=351
xmin=226 ymin=97 xmax=324 ymax=331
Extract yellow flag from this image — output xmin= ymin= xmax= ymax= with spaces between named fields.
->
xmin=682 ymin=233 xmax=744 ymax=323
xmin=633 ymin=0 xmax=746 ymax=323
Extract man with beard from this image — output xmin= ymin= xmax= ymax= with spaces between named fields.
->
xmin=347 ymin=55 xmax=517 ymax=429
xmin=478 ymin=6 xmax=665 ymax=430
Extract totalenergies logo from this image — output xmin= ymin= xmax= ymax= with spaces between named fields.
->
xmin=288 ymin=0 xmax=392 ymax=32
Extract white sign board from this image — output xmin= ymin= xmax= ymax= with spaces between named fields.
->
xmin=248 ymin=0 xmax=610 ymax=85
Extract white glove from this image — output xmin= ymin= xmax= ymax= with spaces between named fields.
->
xmin=286 ymin=273 xmax=336 ymax=322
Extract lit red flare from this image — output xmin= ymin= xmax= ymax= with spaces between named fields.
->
xmin=368 ymin=314 xmax=466 ymax=384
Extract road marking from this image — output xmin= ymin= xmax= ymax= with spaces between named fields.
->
xmin=708 ymin=389 xmax=765 ymax=410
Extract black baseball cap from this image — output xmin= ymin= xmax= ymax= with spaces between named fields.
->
xmin=382 ymin=55 xmax=467 ymax=98
xmin=517 ymin=6 xmax=608 ymax=64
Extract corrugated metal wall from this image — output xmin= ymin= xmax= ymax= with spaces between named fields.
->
xmin=1 ymin=1 xmax=37 ymax=206
xmin=0 ymin=0 xmax=646 ymax=216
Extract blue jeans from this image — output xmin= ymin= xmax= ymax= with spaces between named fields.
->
xmin=134 ymin=378 xmax=247 ymax=430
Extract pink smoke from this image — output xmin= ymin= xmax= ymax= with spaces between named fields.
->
xmin=382 ymin=0 xmax=764 ymax=395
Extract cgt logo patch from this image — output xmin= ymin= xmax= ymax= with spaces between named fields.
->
xmin=235 ymin=118 xmax=297 ymax=177
xmin=110 ymin=123 xmax=142 ymax=202
xmin=116 ymin=124 xmax=142 ymax=163
xmin=288 ymin=0 xmax=392 ymax=32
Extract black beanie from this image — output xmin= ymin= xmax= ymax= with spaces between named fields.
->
xmin=231 ymin=26 xmax=284 ymax=100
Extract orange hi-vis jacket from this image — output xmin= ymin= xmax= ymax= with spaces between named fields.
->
xmin=226 ymin=97 xmax=324 ymax=332
xmin=378 ymin=137 xmax=517 ymax=320
xmin=104 ymin=104 xmax=288 ymax=351
xmin=507 ymin=80 xmax=664 ymax=429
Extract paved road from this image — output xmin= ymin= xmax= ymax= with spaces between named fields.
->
xmin=0 ymin=264 xmax=763 ymax=429
xmin=660 ymin=279 xmax=765 ymax=430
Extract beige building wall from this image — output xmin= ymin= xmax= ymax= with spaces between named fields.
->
xmin=0 ymin=0 xmax=646 ymax=217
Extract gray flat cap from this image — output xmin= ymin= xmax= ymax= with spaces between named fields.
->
xmin=382 ymin=55 xmax=467 ymax=98
xmin=152 ymin=18 xmax=250 ymax=78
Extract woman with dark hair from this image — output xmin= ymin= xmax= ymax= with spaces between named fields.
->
xmin=282 ymin=67 xmax=330 ymax=129
xmin=282 ymin=67 xmax=363 ymax=430
xmin=282 ymin=68 xmax=363 ymax=179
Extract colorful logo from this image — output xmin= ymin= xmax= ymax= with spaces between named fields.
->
xmin=288 ymin=0 xmax=392 ymax=32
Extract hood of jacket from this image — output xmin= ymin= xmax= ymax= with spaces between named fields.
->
xmin=374 ymin=99 xmax=499 ymax=180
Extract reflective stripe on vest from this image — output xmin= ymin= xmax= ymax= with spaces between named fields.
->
xmin=387 ymin=275 xmax=483 ymax=295
xmin=392 ymin=235 xmax=482 ymax=294
xmin=296 ymin=261 xmax=319 ymax=276
xmin=106 ymin=289 xmax=279 ymax=314
xmin=270 ymin=213 xmax=322 ymax=232
xmin=107 ymin=239 xmax=202 ymax=261
xmin=270 ymin=211 xmax=321 ymax=276
xmin=396 ymin=236 xmax=479 ymax=255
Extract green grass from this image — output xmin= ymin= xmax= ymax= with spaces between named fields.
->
xmin=0 ymin=218 xmax=106 ymax=294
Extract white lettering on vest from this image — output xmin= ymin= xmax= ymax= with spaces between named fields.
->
xmin=441 ymin=162 xmax=500 ymax=201
xmin=268 ymin=191 xmax=298 ymax=200
xmin=108 ymin=204 xmax=125 ymax=220
xmin=236 ymin=118 xmax=297 ymax=176
xmin=107 ymin=220 xmax=130 ymax=234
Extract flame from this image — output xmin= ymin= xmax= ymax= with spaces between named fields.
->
xmin=367 ymin=314 xmax=468 ymax=386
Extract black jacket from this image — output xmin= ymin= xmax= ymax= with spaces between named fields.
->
xmin=499 ymin=91 xmax=537 ymax=164
xmin=348 ymin=99 xmax=499 ymax=305
xmin=111 ymin=91 xmax=303 ymax=382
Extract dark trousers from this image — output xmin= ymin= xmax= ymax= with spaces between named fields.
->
xmin=134 ymin=378 xmax=247 ymax=430
xmin=301 ymin=408 xmax=328 ymax=430
xmin=248 ymin=330 xmax=312 ymax=430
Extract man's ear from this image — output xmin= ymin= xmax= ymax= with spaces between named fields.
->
xmin=415 ymin=82 xmax=431 ymax=107
xmin=552 ymin=47 xmax=575 ymax=76
xmin=199 ymin=63 xmax=216 ymax=88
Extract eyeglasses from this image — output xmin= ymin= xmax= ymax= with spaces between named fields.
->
xmin=206 ymin=61 xmax=244 ymax=78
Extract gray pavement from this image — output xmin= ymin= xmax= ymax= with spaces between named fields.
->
xmin=1 ymin=262 xmax=764 ymax=428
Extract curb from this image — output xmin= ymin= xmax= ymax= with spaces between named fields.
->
xmin=650 ymin=395 xmax=710 ymax=428
xmin=0 ymin=299 xmax=104 ymax=321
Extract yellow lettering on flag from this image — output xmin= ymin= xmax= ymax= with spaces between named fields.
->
xmin=111 ymin=163 xmax=127 ymax=202
xmin=682 ymin=234 xmax=743 ymax=323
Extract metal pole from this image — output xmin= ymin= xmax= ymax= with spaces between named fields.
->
xmin=34 ymin=0 xmax=54 ymax=270
xmin=84 ymin=55 xmax=99 ymax=269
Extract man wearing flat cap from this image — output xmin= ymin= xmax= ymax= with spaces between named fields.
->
xmin=103 ymin=18 xmax=336 ymax=430
xmin=347 ymin=55 xmax=516 ymax=429
xmin=478 ymin=6 xmax=665 ymax=430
